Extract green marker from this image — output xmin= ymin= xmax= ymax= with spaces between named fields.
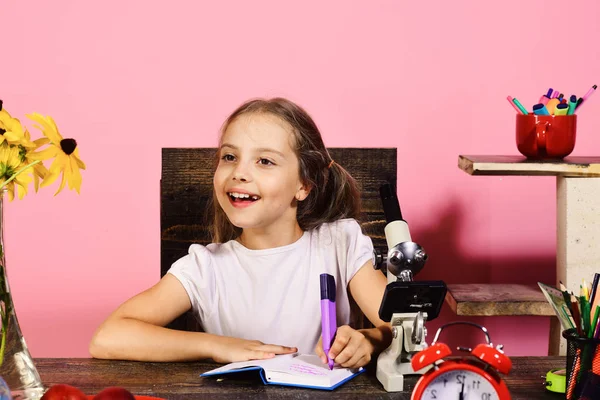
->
xmin=512 ymin=97 xmax=529 ymax=115
xmin=589 ymin=305 xmax=600 ymax=339
xmin=567 ymin=95 xmax=577 ymax=115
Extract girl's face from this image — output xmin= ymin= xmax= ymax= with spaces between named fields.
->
xmin=213 ymin=113 xmax=310 ymax=235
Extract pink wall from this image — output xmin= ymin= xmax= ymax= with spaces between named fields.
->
xmin=1 ymin=0 xmax=599 ymax=357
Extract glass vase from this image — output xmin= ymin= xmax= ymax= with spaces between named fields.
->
xmin=0 ymin=194 xmax=44 ymax=399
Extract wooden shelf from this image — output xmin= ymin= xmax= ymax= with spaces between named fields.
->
xmin=445 ymin=284 xmax=554 ymax=317
xmin=459 ymin=155 xmax=600 ymax=177
xmin=454 ymin=155 xmax=600 ymax=354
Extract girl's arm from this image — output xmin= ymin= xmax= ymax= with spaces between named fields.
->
xmin=89 ymin=274 xmax=296 ymax=362
xmin=348 ymin=260 xmax=393 ymax=353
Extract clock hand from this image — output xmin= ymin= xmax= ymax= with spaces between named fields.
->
xmin=459 ymin=382 xmax=465 ymax=400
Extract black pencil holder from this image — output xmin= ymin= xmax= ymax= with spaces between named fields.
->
xmin=563 ymin=329 xmax=600 ymax=400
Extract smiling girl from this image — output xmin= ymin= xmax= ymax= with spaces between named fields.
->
xmin=90 ymin=98 xmax=391 ymax=369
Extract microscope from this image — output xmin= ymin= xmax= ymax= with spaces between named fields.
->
xmin=372 ymin=183 xmax=447 ymax=392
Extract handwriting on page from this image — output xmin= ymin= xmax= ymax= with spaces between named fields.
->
xmin=288 ymin=363 xmax=328 ymax=376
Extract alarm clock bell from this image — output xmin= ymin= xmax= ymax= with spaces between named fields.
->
xmin=410 ymin=321 xmax=512 ymax=400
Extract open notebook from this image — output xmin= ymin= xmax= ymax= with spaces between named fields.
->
xmin=201 ymin=353 xmax=364 ymax=390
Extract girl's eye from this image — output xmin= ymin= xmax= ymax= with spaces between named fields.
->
xmin=258 ymin=158 xmax=275 ymax=166
xmin=221 ymin=154 xmax=235 ymax=162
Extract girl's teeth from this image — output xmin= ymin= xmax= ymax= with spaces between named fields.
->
xmin=229 ymin=192 xmax=259 ymax=200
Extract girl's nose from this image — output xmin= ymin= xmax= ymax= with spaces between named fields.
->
xmin=232 ymin=163 xmax=251 ymax=182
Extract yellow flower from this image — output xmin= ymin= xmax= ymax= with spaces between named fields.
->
xmin=27 ymin=113 xmax=85 ymax=195
xmin=19 ymin=129 xmax=48 ymax=192
xmin=0 ymin=145 xmax=33 ymax=201
xmin=0 ymin=108 xmax=36 ymax=148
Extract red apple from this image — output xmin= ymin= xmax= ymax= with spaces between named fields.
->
xmin=41 ymin=384 xmax=87 ymax=400
xmin=93 ymin=386 xmax=136 ymax=400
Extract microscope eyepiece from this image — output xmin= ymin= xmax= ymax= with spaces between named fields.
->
xmin=380 ymin=183 xmax=403 ymax=223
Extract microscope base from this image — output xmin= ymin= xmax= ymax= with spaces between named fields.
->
xmin=376 ymin=363 xmax=406 ymax=392
xmin=375 ymin=312 xmax=430 ymax=392
xmin=376 ymin=352 xmax=428 ymax=392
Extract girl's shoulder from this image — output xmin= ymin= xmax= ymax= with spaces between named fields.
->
xmin=187 ymin=241 xmax=237 ymax=260
xmin=316 ymin=217 xmax=362 ymax=230
xmin=309 ymin=218 xmax=365 ymax=239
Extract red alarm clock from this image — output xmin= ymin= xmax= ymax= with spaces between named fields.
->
xmin=410 ymin=321 xmax=512 ymax=400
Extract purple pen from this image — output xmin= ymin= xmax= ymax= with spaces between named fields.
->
xmin=320 ymin=273 xmax=337 ymax=370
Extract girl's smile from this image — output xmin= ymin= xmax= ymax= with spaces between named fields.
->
xmin=227 ymin=188 xmax=261 ymax=208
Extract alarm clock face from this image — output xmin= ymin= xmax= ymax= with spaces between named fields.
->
xmin=420 ymin=369 xmax=500 ymax=400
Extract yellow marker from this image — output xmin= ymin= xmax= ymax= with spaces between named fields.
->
xmin=546 ymin=98 xmax=560 ymax=115
xmin=545 ymin=368 xmax=566 ymax=394
xmin=554 ymin=103 xmax=569 ymax=115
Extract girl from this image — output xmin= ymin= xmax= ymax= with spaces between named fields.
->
xmin=90 ymin=98 xmax=391 ymax=369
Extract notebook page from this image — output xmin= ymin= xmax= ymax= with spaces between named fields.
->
xmin=263 ymin=354 xmax=358 ymax=388
xmin=202 ymin=354 xmax=296 ymax=375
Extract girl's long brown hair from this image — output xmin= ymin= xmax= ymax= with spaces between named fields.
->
xmin=211 ymin=98 xmax=362 ymax=243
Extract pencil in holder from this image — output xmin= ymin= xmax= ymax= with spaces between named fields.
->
xmin=563 ymin=329 xmax=600 ymax=399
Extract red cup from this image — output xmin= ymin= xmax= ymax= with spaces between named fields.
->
xmin=516 ymin=114 xmax=577 ymax=159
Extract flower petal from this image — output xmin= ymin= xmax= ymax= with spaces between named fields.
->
xmin=15 ymin=173 xmax=32 ymax=187
xmin=41 ymin=152 xmax=68 ymax=188
xmin=54 ymin=171 xmax=67 ymax=196
xmin=15 ymin=181 xmax=28 ymax=200
xmin=31 ymin=161 xmax=48 ymax=192
xmin=64 ymin=156 xmax=73 ymax=190
xmin=33 ymin=162 xmax=48 ymax=178
xmin=33 ymin=137 xmax=50 ymax=148
xmin=69 ymin=156 xmax=82 ymax=193
xmin=49 ymin=152 xmax=68 ymax=174
xmin=33 ymin=173 xmax=40 ymax=192
xmin=6 ymin=182 xmax=14 ymax=202
xmin=3 ymin=130 xmax=23 ymax=143
xmin=0 ymin=109 xmax=13 ymax=122
xmin=72 ymin=154 xmax=86 ymax=170
xmin=26 ymin=113 xmax=63 ymax=144
xmin=40 ymin=170 xmax=60 ymax=188
xmin=29 ymin=145 xmax=59 ymax=161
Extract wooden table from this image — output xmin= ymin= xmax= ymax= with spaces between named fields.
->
xmin=36 ymin=357 xmax=565 ymax=399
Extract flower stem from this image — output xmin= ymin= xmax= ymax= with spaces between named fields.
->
xmin=0 ymin=264 xmax=7 ymax=367
xmin=0 ymin=319 xmax=6 ymax=368
xmin=0 ymin=160 xmax=41 ymax=190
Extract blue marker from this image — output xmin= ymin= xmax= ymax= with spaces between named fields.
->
xmin=533 ymin=103 xmax=550 ymax=116
xmin=320 ymin=273 xmax=337 ymax=370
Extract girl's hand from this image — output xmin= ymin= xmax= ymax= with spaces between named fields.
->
xmin=314 ymin=325 xmax=374 ymax=369
xmin=212 ymin=336 xmax=297 ymax=363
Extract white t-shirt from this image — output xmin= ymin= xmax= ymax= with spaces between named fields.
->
xmin=167 ymin=218 xmax=374 ymax=354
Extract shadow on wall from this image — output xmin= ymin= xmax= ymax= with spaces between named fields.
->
xmin=404 ymin=196 xmax=555 ymax=354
